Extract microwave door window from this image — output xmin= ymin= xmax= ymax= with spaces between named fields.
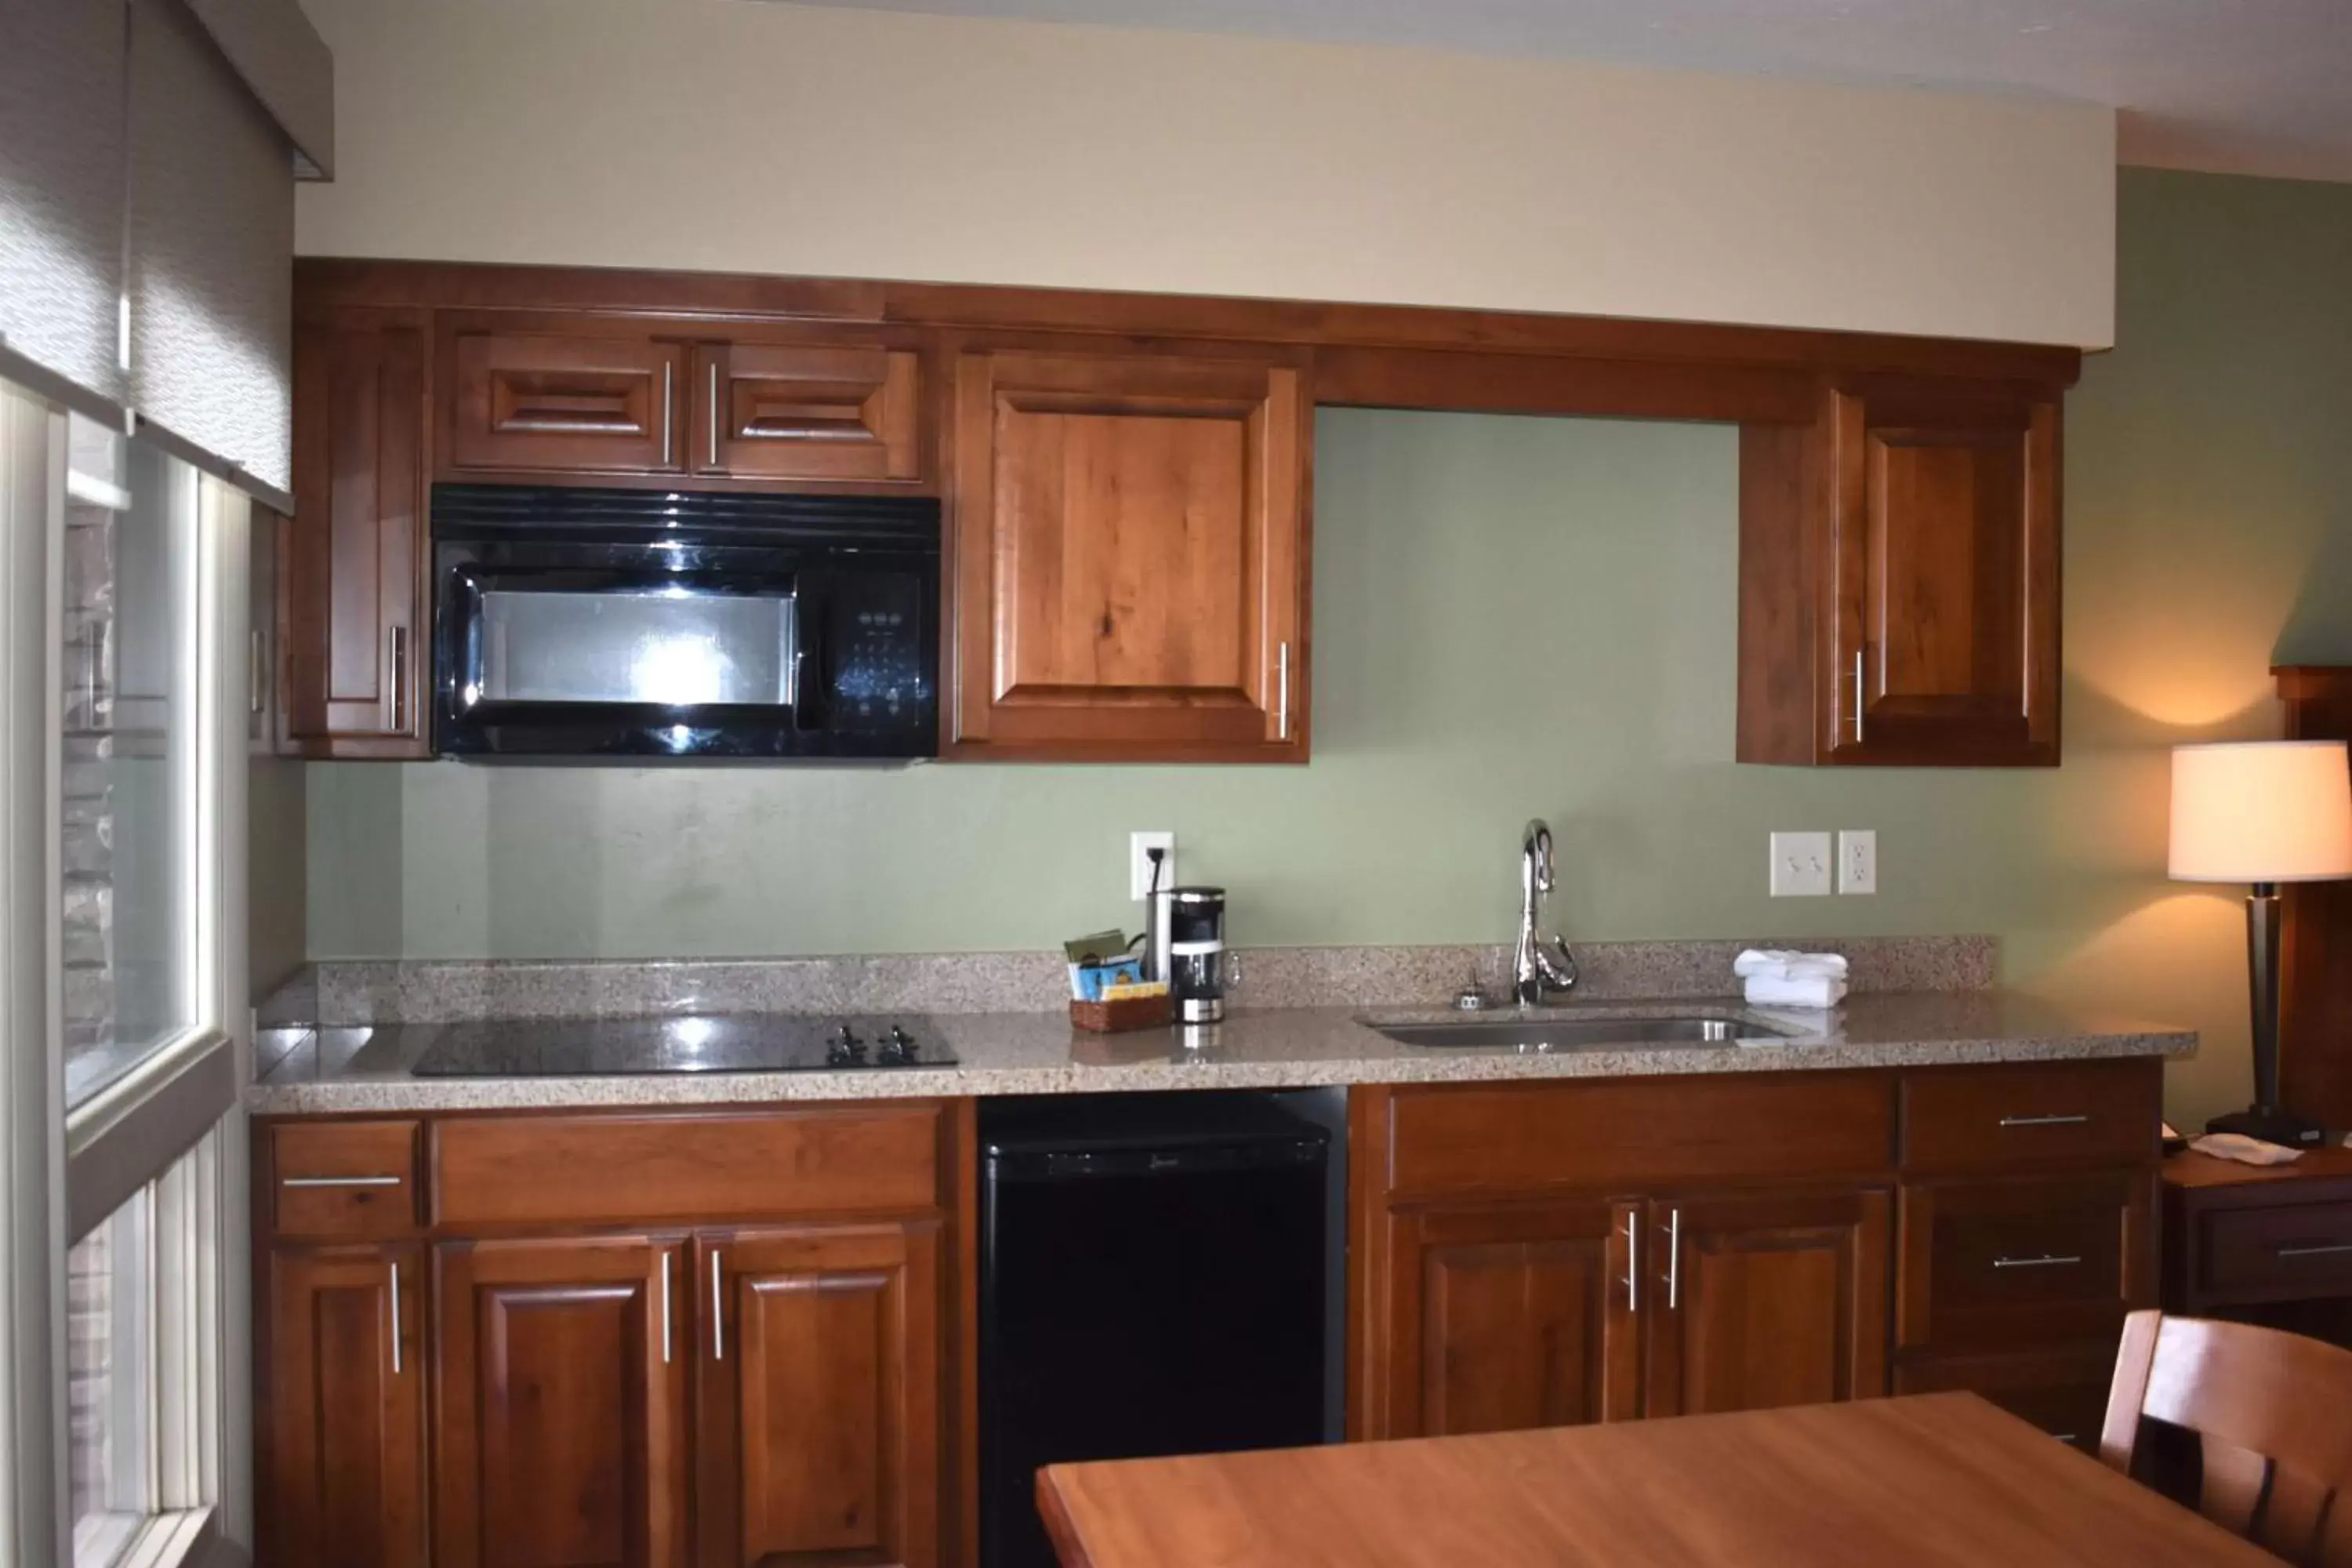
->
xmin=477 ymin=588 xmax=798 ymax=707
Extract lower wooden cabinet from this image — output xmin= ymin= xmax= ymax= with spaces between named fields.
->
xmin=1378 ymin=1188 xmax=1889 ymax=1436
xmin=263 ymin=1244 xmax=427 ymax=1568
xmin=434 ymin=1236 xmax=691 ymax=1568
xmin=1385 ymin=1199 xmax=1642 ymax=1436
xmin=256 ymin=1104 xmax=964 ymax=1568
xmin=694 ymin=1225 xmax=942 ymax=1568
xmin=1642 ymin=1188 xmax=1890 ymax=1419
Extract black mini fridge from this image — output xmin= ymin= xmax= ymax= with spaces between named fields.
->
xmin=978 ymin=1092 xmax=1332 ymax=1568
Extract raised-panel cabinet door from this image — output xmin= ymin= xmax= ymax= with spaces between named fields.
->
xmin=1643 ymin=1187 xmax=1891 ymax=1418
xmin=691 ymin=1222 xmax=942 ymax=1568
xmin=1377 ymin=1200 xmax=1642 ymax=1439
xmin=1829 ymin=389 xmax=2060 ymax=766
xmin=285 ymin=314 xmax=428 ymax=754
xmin=692 ymin=342 xmax=924 ymax=485
xmin=434 ymin=1236 xmax=690 ymax=1568
xmin=263 ymin=1245 xmax=426 ymax=1568
xmin=950 ymin=349 xmax=1309 ymax=760
xmin=445 ymin=328 xmax=686 ymax=477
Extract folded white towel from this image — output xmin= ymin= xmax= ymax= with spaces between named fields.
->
xmin=1733 ymin=949 xmax=1850 ymax=982
xmin=1743 ymin=973 xmax=1848 ymax=1010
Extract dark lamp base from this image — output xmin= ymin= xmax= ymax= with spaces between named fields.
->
xmin=2205 ymin=1107 xmax=2331 ymax=1149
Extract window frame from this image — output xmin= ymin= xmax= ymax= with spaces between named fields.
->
xmin=0 ymin=382 xmax=255 ymax=1568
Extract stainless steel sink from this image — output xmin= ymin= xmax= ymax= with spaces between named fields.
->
xmin=1374 ymin=1016 xmax=1787 ymax=1051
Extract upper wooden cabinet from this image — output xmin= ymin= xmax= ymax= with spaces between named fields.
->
xmin=445 ymin=325 xmax=688 ymax=477
xmin=949 ymin=347 xmax=1310 ymax=760
xmin=437 ymin=321 xmax=931 ymax=488
xmin=285 ymin=310 xmax=431 ymax=758
xmin=695 ymin=341 xmax=922 ymax=484
xmin=1738 ymin=386 xmax=2061 ymax=767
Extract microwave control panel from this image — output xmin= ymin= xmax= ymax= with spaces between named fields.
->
xmin=821 ymin=572 xmax=931 ymax=731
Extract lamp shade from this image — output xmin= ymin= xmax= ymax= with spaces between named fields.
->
xmin=2169 ymin=741 xmax=2352 ymax=884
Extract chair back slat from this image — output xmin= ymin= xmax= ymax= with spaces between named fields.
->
xmin=2103 ymin=1310 xmax=2352 ymax=1568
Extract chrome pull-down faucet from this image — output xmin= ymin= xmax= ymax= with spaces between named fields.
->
xmin=1514 ymin=819 xmax=1579 ymax=1007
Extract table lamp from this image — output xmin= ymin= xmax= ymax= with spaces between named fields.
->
xmin=2169 ymin=740 xmax=2352 ymax=1147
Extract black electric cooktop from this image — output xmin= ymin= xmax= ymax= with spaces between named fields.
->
xmin=408 ymin=1014 xmax=954 ymax=1077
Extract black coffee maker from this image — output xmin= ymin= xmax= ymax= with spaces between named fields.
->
xmin=1153 ymin=886 xmax=1226 ymax=1023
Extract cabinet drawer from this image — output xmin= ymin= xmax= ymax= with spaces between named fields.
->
xmin=269 ymin=1120 xmax=423 ymax=1239
xmin=2197 ymin=1200 xmax=2352 ymax=1302
xmin=1897 ymin=1173 xmax=2151 ymax=1351
xmin=1382 ymin=1074 xmax=1893 ymax=1197
xmin=1901 ymin=1061 xmax=2159 ymax=1174
xmin=1893 ymin=1345 xmax=2117 ymax=1452
xmin=431 ymin=1107 xmax=942 ymax=1229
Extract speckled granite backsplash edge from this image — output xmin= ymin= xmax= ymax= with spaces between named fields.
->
xmin=260 ymin=936 xmax=1995 ymax=1027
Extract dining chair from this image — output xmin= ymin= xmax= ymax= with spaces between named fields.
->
xmin=2100 ymin=1308 xmax=2352 ymax=1566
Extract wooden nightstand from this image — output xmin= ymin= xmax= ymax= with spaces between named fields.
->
xmin=2163 ymin=1144 xmax=2352 ymax=1345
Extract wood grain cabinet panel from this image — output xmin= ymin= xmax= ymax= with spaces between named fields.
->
xmin=692 ymin=1224 xmax=942 ymax=1568
xmin=692 ymin=342 xmax=922 ymax=484
xmin=2277 ymin=666 xmax=2352 ymax=1130
xmin=1896 ymin=1173 xmax=2153 ymax=1352
xmin=434 ymin=1236 xmax=691 ymax=1568
xmin=1642 ymin=1187 xmax=1891 ymax=1419
xmin=1738 ymin=387 xmax=2060 ymax=767
xmin=446 ymin=328 xmax=686 ymax=477
xmin=950 ymin=348 xmax=1309 ymax=760
xmin=285 ymin=313 xmax=430 ymax=756
xmin=1892 ymin=1345 xmax=2118 ymax=1451
xmin=1382 ymin=1200 xmax=1642 ymax=1438
xmin=262 ymin=1245 xmax=426 ymax=1568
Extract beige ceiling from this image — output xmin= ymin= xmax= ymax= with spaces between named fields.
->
xmin=797 ymin=0 xmax=2352 ymax=182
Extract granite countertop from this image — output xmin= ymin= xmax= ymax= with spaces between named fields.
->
xmin=249 ymin=990 xmax=2197 ymax=1115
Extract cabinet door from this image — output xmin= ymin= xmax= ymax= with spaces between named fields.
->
xmin=285 ymin=314 xmax=428 ymax=754
xmin=434 ymin=1236 xmax=690 ymax=1568
xmin=1379 ymin=1200 xmax=1642 ymax=1438
xmin=691 ymin=342 xmax=923 ymax=485
xmin=445 ymin=328 xmax=686 ymax=477
xmin=1644 ymin=1187 xmax=1891 ymax=1418
xmin=691 ymin=1223 xmax=942 ymax=1568
xmin=263 ymin=1245 xmax=426 ymax=1568
xmin=1896 ymin=1172 xmax=2152 ymax=1352
xmin=950 ymin=349 xmax=1308 ymax=759
xmin=1829 ymin=389 xmax=2060 ymax=766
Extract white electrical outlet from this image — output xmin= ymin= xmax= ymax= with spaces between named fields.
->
xmin=1130 ymin=832 xmax=1176 ymax=900
xmin=1838 ymin=830 xmax=1878 ymax=895
xmin=1769 ymin=831 xmax=1833 ymax=898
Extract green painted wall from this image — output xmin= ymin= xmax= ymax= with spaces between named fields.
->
xmin=306 ymin=169 xmax=2352 ymax=1123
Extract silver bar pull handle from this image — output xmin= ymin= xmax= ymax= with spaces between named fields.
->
xmin=1998 ymin=1113 xmax=2090 ymax=1128
xmin=1621 ymin=1211 xmax=1639 ymax=1313
xmin=1991 ymin=1254 xmax=2083 ymax=1270
xmin=249 ymin=630 xmax=267 ymax=716
xmin=1666 ymin=1208 xmax=1682 ymax=1311
xmin=2276 ymin=1242 xmax=2352 ymax=1259
xmin=661 ymin=361 xmax=673 ymax=466
xmin=1276 ymin=642 xmax=1292 ymax=741
xmin=390 ymin=1261 xmax=403 ymax=1376
xmin=711 ymin=1249 xmax=725 ymax=1361
xmin=707 ymin=361 xmax=721 ymax=468
xmin=281 ymin=1174 xmax=401 ymax=1189
xmin=660 ymin=1252 xmax=673 ymax=1365
xmin=388 ymin=625 xmax=409 ymax=731
xmin=1852 ymin=647 xmax=1866 ymax=743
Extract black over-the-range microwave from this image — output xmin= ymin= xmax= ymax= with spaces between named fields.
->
xmin=431 ymin=485 xmax=940 ymax=760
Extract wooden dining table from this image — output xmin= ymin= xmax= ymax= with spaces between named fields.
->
xmin=1036 ymin=1392 xmax=2278 ymax=1567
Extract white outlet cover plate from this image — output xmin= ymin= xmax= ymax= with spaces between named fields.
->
xmin=1130 ymin=831 xmax=1176 ymax=901
xmin=1838 ymin=830 xmax=1878 ymax=895
xmin=1769 ymin=831 xmax=1833 ymax=898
